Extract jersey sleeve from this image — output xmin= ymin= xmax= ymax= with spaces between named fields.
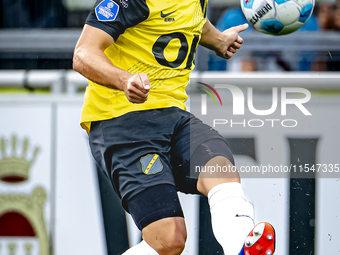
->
xmin=85 ymin=0 xmax=149 ymax=41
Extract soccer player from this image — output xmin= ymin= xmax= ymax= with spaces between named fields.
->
xmin=73 ymin=0 xmax=275 ymax=254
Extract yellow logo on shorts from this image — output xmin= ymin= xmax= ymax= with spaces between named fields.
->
xmin=140 ymin=154 xmax=163 ymax=175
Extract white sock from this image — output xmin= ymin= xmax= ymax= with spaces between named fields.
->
xmin=208 ymin=183 xmax=255 ymax=255
xmin=122 ymin=240 xmax=159 ymax=255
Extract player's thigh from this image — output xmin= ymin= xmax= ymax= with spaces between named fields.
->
xmin=89 ymin=108 xmax=182 ymax=211
xmin=171 ymin=112 xmax=236 ymax=194
xmin=126 ymin=184 xmax=186 ymax=254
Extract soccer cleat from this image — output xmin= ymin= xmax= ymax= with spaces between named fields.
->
xmin=238 ymin=222 xmax=275 ymax=255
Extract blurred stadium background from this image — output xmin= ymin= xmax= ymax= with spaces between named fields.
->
xmin=0 ymin=0 xmax=340 ymax=254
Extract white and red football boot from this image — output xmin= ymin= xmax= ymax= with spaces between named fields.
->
xmin=238 ymin=222 xmax=276 ymax=255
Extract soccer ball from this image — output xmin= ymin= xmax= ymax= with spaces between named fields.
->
xmin=241 ymin=0 xmax=314 ymax=35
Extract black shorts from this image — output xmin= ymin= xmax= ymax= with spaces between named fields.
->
xmin=89 ymin=107 xmax=234 ymax=211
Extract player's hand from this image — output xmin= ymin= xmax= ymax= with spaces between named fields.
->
xmin=215 ymin=23 xmax=249 ymax=59
xmin=124 ymin=73 xmax=150 ymax=104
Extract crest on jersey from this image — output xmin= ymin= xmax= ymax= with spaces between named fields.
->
xmin=95 ymin=0 xmax=119 ymax=22
xmin=140 ymin=154 xmax=163 ymax=175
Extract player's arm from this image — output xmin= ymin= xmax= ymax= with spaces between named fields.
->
xmin=73 ymin=25 xmax=149 ymax=103
xmin=200 ymin=20 xmax=248 ymax=59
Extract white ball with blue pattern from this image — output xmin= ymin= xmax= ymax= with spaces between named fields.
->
xmin=241 ymin=0 xmax=314 ymax=35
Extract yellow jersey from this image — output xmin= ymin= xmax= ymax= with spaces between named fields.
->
xmin=81 ymin=0 xmax=208 ymax=134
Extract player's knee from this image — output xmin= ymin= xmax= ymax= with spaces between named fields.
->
xmin=162 ymin=226 xmax=186 ymax=255
xmin=171 ymin=220 xmax=187 ymax=252
xmin=197 ymin=156 xmax=240 ymax=196
xmin=157 ymin=218 xmax=186 ymax=255
xmin=143 ymin=217 xmax=186 ymax=255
